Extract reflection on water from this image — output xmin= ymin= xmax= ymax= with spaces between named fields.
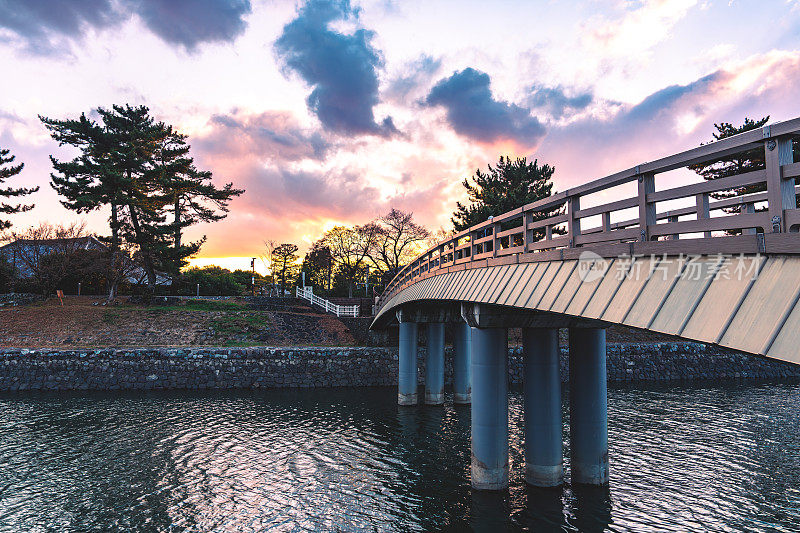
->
xmin=0 ymin=381 xmax=799 ymax=532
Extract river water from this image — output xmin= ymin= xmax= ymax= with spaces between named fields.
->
xmin=1 ymin=382 xmax=799 ymax=532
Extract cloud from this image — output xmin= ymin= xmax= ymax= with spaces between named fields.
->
xmin=424 ymin=67 xmax=546 ymax=149
xmin=274 ymin=0 xmax=396 ymax=137
xmin=0 ymin=0 xmax=251 ymax=54
xmin=538 ymin=50 xmax=800 ymax=190
xmin=126 ymin=0 xmax=252 ymax=51
xmin=190 ymin=109 xmax=374 ymax=218
xmin=584 ymin=0 xmax=698 ymax=58
xmin=622 ymin=72 xmax=720 ymax=125
xmin=193 ymin=110 xmax=330 ymax=163
xmin=0 ymin=0 xmax=118 ymax=54
xmin=526 ymin=85 xmax=593 ymax=121
xmin=385 ymin=54 xmax=442 ymax=103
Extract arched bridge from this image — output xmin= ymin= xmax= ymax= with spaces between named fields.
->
xmin=371 ymin=117 xmax=800 ymax=491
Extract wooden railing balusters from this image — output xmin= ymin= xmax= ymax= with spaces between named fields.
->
xmin=696 ymin=193 xmax=711 ymax=238
xmin=638 ymin=172 xmax=656 ymax=241
xmin=765 ymin=134 xmax=796 ymax=233
xmin=568 ymin=195 xmax=581 ymax=247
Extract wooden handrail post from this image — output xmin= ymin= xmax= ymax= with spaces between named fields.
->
xmin=567 ymin=196 xmax=581 ymax=247
xmin=741 ymin=202 xmax=756 ymax=234
xmin=638 ymin=172 xmax=656 ymax=241
xmin=523 ymin=210 xmax=532 ymax=251
xmin=491 ymin=222 xmax=498 ymax=257
xmin=765 ymin=135 xmax=795 ymax=233
xmin=696 ymin=193 xmax=711 ymax=238
xmin=667 ymin=215 xmax=680 ymax=240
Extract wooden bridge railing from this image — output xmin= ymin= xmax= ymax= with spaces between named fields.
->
xmin=376 ymin=118 xmax=800 ymax=311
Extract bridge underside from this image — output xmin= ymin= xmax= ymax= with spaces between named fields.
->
xmin=373 ymin=253 xmax=800 ymax=365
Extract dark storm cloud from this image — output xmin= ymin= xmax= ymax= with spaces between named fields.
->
xmin=527 ymin=85 xmax=593 ymax=120
xmin=0 ymin=0 xmax=251 ymax=54
xmin=274 ymin=0 xmax=397 ymax=137
xmin=425 ymin=67 xmax=546 ymax=147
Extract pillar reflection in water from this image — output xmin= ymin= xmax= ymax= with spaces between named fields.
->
xmin=567 ymin=485 xmax=613 ymax=533
xmin=469 ymin=490 xmax=510 ymax=533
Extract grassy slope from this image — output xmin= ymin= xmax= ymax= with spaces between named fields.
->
xmin=0 ymin=297 xmax=355 ymax=348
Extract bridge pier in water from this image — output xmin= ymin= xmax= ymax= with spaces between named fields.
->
xmin=425 ymin=323 xmax=445 ymax=405
xmin=396 ymin=304 xmax=609 ymax=489
xmin=470 ymin=326 xmax=509 ymax=490
xmin=522 ymin=327 xmax=563 ymax=487
xmin=569 ymin=327 xmax=609 ymax=485
xmin=396 ymin=305 xmax=469 ymax=407
xmin=453 ymin=322 xmax=472 ymax=404
xmin=397 ymin=321 xmax=418 ymax=406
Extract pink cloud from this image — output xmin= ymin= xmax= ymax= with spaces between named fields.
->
xmin=538 ymin=50 xmax=800 ymax=194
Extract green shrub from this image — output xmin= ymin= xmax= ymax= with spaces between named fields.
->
xmin=174 ymin=266 xmax=245 ymax=296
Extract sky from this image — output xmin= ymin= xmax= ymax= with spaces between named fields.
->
xmin=1 ymin=0 xmax=799 ymax=273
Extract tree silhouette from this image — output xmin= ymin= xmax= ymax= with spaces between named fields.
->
xmin=452 ymin=156 xmax=559 ymax=232
xmin=0 ymin=147 xmax=38 ymax=230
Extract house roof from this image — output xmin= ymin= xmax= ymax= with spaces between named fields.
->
xmin=0 ymin=236 xmax=107 ymax=250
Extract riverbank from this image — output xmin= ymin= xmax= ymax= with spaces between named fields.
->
xmin=0 ymin=296 xmax=362 ymax=347
xmin=0 ymin=295 xmax=684 ymax=348
xmin=1 ymin=343 xmax=798 ymax=392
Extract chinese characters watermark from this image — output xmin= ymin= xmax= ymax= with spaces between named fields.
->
xmin=577 ymin=251 xmax=761 ymax=283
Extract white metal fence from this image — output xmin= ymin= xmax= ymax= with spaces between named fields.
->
xmin=296 ymin=286 xmax=359 ymax=317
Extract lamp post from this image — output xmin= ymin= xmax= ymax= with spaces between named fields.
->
xmin=251 ymin=257 xmax=256 ymax=297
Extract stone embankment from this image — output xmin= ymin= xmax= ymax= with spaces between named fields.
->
xmin=0 ymin=342 xmax=798 ymax=392
xmin=0 ymin=293 xmax=41 ymax=307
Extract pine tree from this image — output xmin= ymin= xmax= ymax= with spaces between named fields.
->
xmin=150 ymin=123 xmax=244 ymax=278
xmin=40 ymin=107 xmax=156 ymax=296
xmin=452 ymin=156 xmax=559 ymax=232
xmin=0 ymin=147 xmax=38 ymax=230
xmin=690 ymin=117 xmax=771 ymax=200
xmin=299 ymin=242 xmax=333 ymax=293
xmin=43 ymin=104 xmax=244 ymax=294
xmin=100 ymin=105 xmax=170 ymax=292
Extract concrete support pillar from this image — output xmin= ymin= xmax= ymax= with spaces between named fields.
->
xmin=471 ymin=327 xmax=509 ymax=490
xmin=398 ymin=322 xmax=418 ymax=406
xmin=569 ymin=327 xmax=609 ymax=485
xmin=523 ymin=327 xmax=563 ymax=487
xmin=425 ymin=322 xmax=445 ymax=405
xmin=453 ymin=321 xmax=472 ymax=404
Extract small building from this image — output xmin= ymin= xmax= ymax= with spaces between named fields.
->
xmin=0 ymin=236 xmax=170 ymax=285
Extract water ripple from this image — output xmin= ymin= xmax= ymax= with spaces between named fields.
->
xmin=0 ymin=383 xmax=798 ymax=531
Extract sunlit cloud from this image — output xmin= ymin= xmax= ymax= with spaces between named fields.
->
xmin=1 ymin=0 xmax=799 ymax=265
